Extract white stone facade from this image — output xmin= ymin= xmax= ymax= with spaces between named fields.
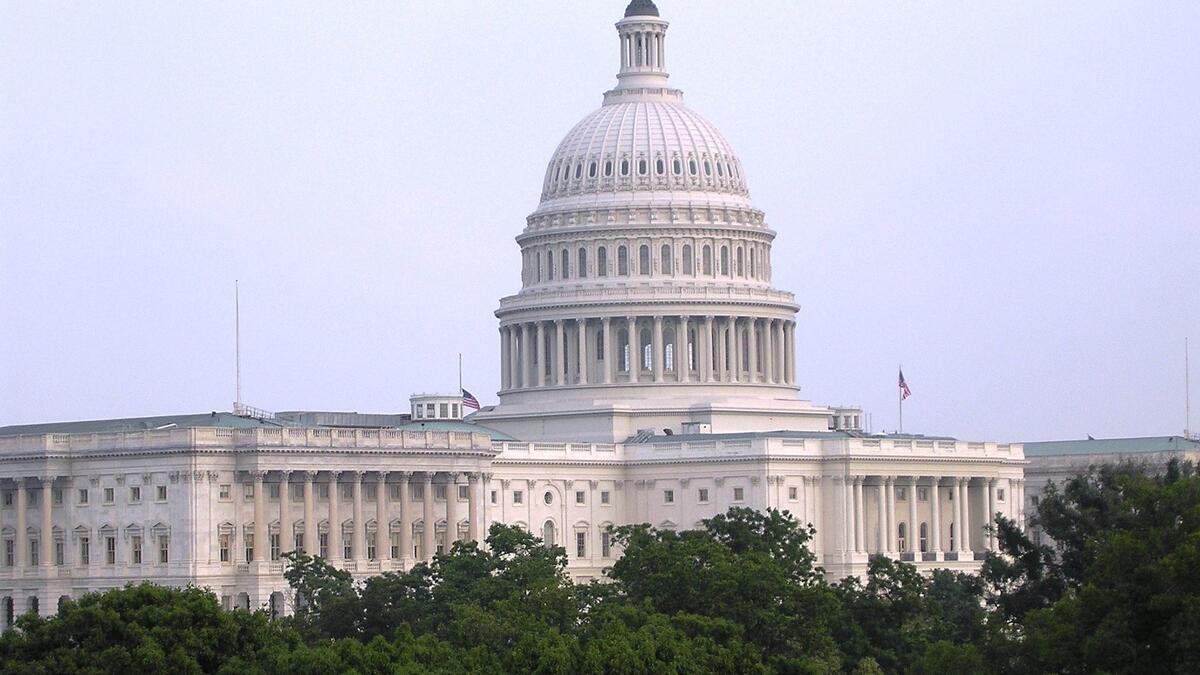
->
xmin=0 ymin=1 xmax=1025 ymax=622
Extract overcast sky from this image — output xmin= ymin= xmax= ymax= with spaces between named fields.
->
xmin=2 ymin=1 xmax=1198 ymax=442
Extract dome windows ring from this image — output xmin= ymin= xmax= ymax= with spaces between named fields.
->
xmin=588 ymin=161 xmax=597 ymax=178
xmin=638 ymin=159 xmax=648 ymax=175
xmin=655 ymin=158 xmax=665 ymax=175
xmin=604 ymin=160 xmax=613 ymax=177
xmin=621 ymin=159 xmax=630 ymax=176
xmin=673 ymin=159 xmax=682 ymax=175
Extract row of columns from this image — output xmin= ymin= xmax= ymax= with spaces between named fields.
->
xmin=499 ymin=316 xmax=796 ymax=390
xmin=2 ymin=478 xmax=61 ymax=570
xmin=251 ymin=470 xmax=484 ymax=565
xmin=840 ymin=475 xmax=1015 ymax=558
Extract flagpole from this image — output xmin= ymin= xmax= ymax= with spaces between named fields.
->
xmin=458 ymin=353 xmax=462 ymax=395
xmin=898 ymin=365 xmax=903 ymax=435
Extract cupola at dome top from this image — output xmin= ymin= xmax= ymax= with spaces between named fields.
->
xmin=614 ymin=0 xmax=670 ymax=92
xmin=624 ymin=0 xmax=660 ymax=18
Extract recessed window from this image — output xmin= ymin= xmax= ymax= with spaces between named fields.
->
xmin=704 ymin=160 xmax=712 ymax=175
xmin=513 ymin=490 xmax=524 ymax=505
xmin=638 ymin=159 xmax=647 ymax=175
xmin=576 ymin=531 xmax=587 ymax=558
xmin=918 ymin=487 xmax=929 ymax=502
xmin=621 ymin=159 xmax=629 ymax=175
xmin=458 ymin=485 xmax=469 ymax=501
xmin=575 ymin=490 xmax=585 ymax=505
xmin=689 ymin=159 xmax=697 ymax=174
xmin=601 ymin=531 xmax=611 ymax=557
xmin=574 ymin=162 xmax=582 ymax=179
xmin=543 ymin=491 xmax=554 ymax=505
xmin=600 ymin=491 xmax=611 ymax=505
xmin=697 ymin=488 xmax=709 ymax=503
xmin=673 ymin=159 xmax=682 ymax=175
xmin=78 ymin=489 xmax=89 ymax=505
xmin=717 ymin=162 xmax=724 ymax=177
xmin=998 ymin=488 xmax=1006 ymax=502
xmin=104 ymin=487 xmax=114 ymax=504
xmin=604 ymin=160 xmax=613 ymax=177
xmin=490 ymin=490 xmax=497 ymax=504
xmin=129 ymin=486 xmax=141 ymax=504
xmin=788 ymin=486 xmax=798 ymax=501
xmin=663 ymin=489 xmax=674 ymax=504
xmin=733 ymin=487 xmax=744 ymax=502
xmin=655 ymin=158 xmax=664 ymax=175
xmin=156 ymin=485 xmax=167 ymax=502
xmin=897 ymin=487 xmax=907 ymax=502
xmin=434 ymin=485 xmax=447 ymax=500
xmin=588 ymin=161 xmax=597 ymax=178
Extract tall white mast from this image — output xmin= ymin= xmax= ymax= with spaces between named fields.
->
xmin=235 ymin=280 xmax=242 ymax=414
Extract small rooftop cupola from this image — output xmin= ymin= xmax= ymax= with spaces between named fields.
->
xmin=614 ymin=0 xmax=670 ymax=92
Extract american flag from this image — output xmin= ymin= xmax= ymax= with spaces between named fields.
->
xmin=461 ymin=388 xmax=481 ymax=411
xmin=898 ymin=369 xmax=912 ymax=400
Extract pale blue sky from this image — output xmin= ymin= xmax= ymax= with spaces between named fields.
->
xmin=2 ymin=1 xmax=1198 ymax=442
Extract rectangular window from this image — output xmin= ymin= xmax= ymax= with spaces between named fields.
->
xmin=157 ymin=485 xmax=168 ymax=502
xmin=219 ymin=535 xmax=230 ymax=563
xmin=390 ymin=532 xmax=400 ymax=559
xmin=698 ymin=488 xmax=709 ymax=503
xmin=576 ymin=531 xmax=586 ymax=558
xmin=368 ymin=539 xmax=376 ymax=561
xmin=601 ymin=531 xmax=611 ymax=557
xmin=411 ymin=484 xmax=424 ymax=500
xmin=2 ymin=491 xmax=12 ymax=507
xmin=293 ymin=483 xmax=305 ymax=500
xmin=106 ymin=537 xmax=116 ymax=565
xmin=295 ymin=533 xmax=305 ymax=554
xmin=318 ymin=484 xmax=330 ymax=499
xmin=663 ymin=489 xmax=674 ymax=504
xmin=426 ymin=403 xmax=435 ymax=416
xmin=733 ymin=487 xmax=745 ymax=502
xmin=104 ymin=487 xmax=114 ymax=504
xmin=343 ymin=535 xmax=352 ymax=560
xmin=53 ymin=488 xmax=63 ymax=505
xmin=29 ymin=541 xmax=38 ymax=566
xmin=131 ymin=536 xmax=143 ymax=564
xmin=575 ymin=490 xmax=586 ymax=505
xmin=452 ymin=403 xmax=460 ymax=418
xmin=129 ymin=486 xmax=141 ymax=503
xmin=439 ymin=403 xmax=449 ymax=418
xmin=78 ymin=488 xmax=89 ymax=505
xmin=270 ymin=533 xmax=281 ymax=561
xmin=788 ymin=486 xmax=798 ymax=501
xmin=458 ymin=485 xmax=469 ymax=501
xmin=998 ymin=488 xmax=1006 ymax=502
xmin=268 ymin=484 xmax=280 ymax=499
xmin=600 ymin=491 xmax=610 ymax=505
xmin=219 ymin=484 xmax=231 ymax=500
xmin=244 ymin=534 xmax=254 ymax=562
xmin=918 ymin=487 xmax=929 ymax=502
xmin=319 ymin=532 xmax=329 ymax=558
xmin=55 ymin=540 xmax=64 ymax=565
xmin=158 ymin=535 xmax=169 ymax=564
xmin=243 ymin=483 xmax=254 ymax=500
xmin=490 ymin=490 xmax=498 ymax=505
xmin=390 ymin=484 xmax=402 ymax=500
xmin=897 ymin=487 xmax=907 ymax=501
xmin=3 ymin=540 xmax=12 ymax=566
xmin=513 ymin=490 xmax=524 ymax=505
xmin=365 ymin=484 xmax=377 ymax=500
xmin=342 ymin=484 xmax=353 ymax=500
xmin=80 ymin=537 xmax=90 ymax=565
xmin=435 ymin=485 xmax=447 ymax=501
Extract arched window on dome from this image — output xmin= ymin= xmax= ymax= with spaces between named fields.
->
xmin=660 ymin=244 xmax=672 ymax=275
xmin=704 ymin=160 xmax=712 ymax=176
xmin=702 ymin=245 xmax=713 ymax=275
xmin=597 ymin=246 xmax=608 ymax=277
xmin=736 ymin=247 xmax=744 ymax=277
xmin=717 ymin=162 xmax=724 ymax=177
xmin=682 ymin=244 xmax=693 ymax=275
xmin=689 ymin=159 xmax=697 ymax=175
xmin=547 ymin=251 xmax=555 ymax=281
xmin=577 ymin=248 xmax=587 ymax=279
xmin=574 ymin=162 xmax=583 ymax=180
xmin=673 ymin=159 xmax=682 ymax=175
xmin=536 ymin=252 xmax=542 ymax=282
xmin=750 ymin=248 xmax=757 ymax=279
xmin=554 ymin=161 xmax=562 ymax=182
xmin=638 ymin=245 xmax=651 ymax=276
xmin=604 ymin=160 xmax=613 ymax=177
xmin=720 ymin=246 xmax=730 ymax=276
xmin=640 ymin=328 xmax=652 ymax=371
xmin=588 ymin=161 xmax=597 ymax=178
xmin=621 ymin=159 xmax=630 ymax=176
xmin=561 ymin=250 xmax=570 ymax=279
xmin=617 ymin=246 xmax=629 ymax=276
xmin=655 ymin=158 xmax=664 ymax=175
xmin=638 ymin=159 xmax=648 ymax=175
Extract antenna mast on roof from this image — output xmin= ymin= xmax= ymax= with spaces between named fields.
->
xmin=235 ymin=280 xmax=242 ymax=415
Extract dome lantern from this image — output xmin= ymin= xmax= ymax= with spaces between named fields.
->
xmin=615 ymin=0 xmax=669 ymax=92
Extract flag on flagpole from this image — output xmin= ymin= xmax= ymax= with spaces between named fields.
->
xmin=461 ymin=388 xmax=481 ymax=411
xmin=898 ymin=369 xmax=912 ymax=400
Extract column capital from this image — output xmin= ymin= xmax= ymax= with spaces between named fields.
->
xmin=376 ymin=471 xmax=389 ymax=483
xmin=251 ymin=470 xmax=267 ymax=481
xmin=279 ymin=469 xmax=293 ymax=480
xmin=467 ymin=472 xmax=480 ymax=483
xmin=445 ymin=471 xmax=461 ymax=482
xmin=39 ymin=475 xmax=56 ymax=485
xmin=348 ymin=470 xmax=365 ymax=480
xmin=303 ymin=470 xmax=318 ymax=481
xmin=421 ymin=472 xmax=434 ymax=483
xmin=328 ymin=470 xmax=342 ymax=480
xmin=553 ymin=318 xmax=563 ymax=325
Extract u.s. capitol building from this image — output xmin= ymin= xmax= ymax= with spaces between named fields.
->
xmin=0 ymin=0 xmax=1025 ymax=622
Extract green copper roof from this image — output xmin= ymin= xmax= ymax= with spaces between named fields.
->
xmin=397 ymin=419 xmax=516 ymax=441
xmin=1023 ymin=436 xmax=1200 ymax=457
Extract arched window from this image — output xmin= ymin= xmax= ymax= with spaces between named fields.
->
xmin=704 ymin=160 xmax=712 ymax=175
xmin=660 ymin=244 xmax=672 ymax=275
xmin=554 ymin=162 xmax=562 ymax=182
xmin=621 ymin=159 xmax=630 ymax=176
xmin=542 ymin=521 xmax=556 ymax=547
xmin=561 ymin=249 xmax=570 ymax=279
xmin=588 ymin=161 xmax=597 ymax=178
xmin=638 ymin=159 xmax=647 ymax=175
xmin=664 ymin=335 xmax=675 ymax=371
xmin=619 ymin=329 xmax=630 ymax=371
xmin=682 ymin=244 xmax=693 ymax=274
xmin=673 ymin=159 xmax=682 ymax=175
xmin=898 ymin=522 xmax=907 ymax=553
xmin=617 ymin=246 xmax=629 ymax=276
xmin=720 ymin=246 xmax=730 ymax=276
xmin=574 ymin=162 xmax=582 ymax=179
xmin=597 ymin=246 xmax=608 ymax=277
xmin=604 ymin=160 xmax=613 ymax=177
xmin=641 ymin=329 xmax=652 ymax=370
xmin=577 ymin=248 xmax=588 ymax=279
xmin=919 ymin=522 xmax=928 ymax=553
xmin=655 ymin=158 xmax=664 ymax=175
xmin=638 ymin=245 xmax=651 ymax=276
xmin=596 ymin=330 xmax=605 ymax=361
xmin=536 ymin=252 xmax=542 ymax=282
xmin=750 ymin=248 xmax=757 ymax=278
xmin=949 ymin=523 xmax=956 ymax=551
xmin=547 ymin=251 xmax=555 ymax=280
xmin=717 ymin=161 xmax=724 ymax=177
xmin=702 ymin=245 xmax=713 ymax=275
xmin=689 ymin=159 xmax=697 ymax=175
xmin=736 ymin=247 xmax=744 ymax=277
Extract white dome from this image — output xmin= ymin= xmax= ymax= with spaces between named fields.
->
xmin=538 ymin=98 xmax=751 ymax=207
